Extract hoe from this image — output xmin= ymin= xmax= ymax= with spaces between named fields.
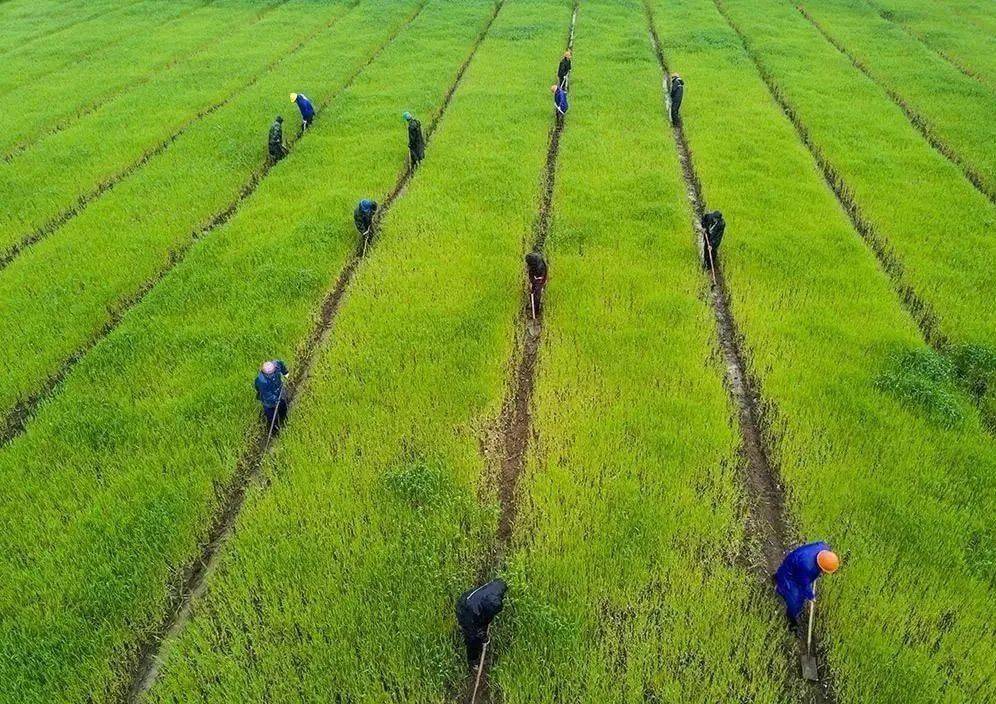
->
xmin=800 ymin=586 xmax=819 ymax=681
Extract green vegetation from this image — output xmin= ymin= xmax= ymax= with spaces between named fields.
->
xmin=0 ymin=0 xmax=993 ymax=701
xmin=654 ymin=0 xmax=996 ymax=700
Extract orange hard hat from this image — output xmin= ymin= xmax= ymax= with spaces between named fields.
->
xmin=817 ymin=550 xmax=840 ymax=574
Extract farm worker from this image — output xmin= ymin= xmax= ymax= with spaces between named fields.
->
xmin=456 ymin=579 xmax=507 ymax=669
xmin=701 ymin=210 xmax=725 ymax=268
xmin=557 ymin=49 xmax=572 ymax=90
xmin=268 ymin=115 xmax=288 ymax=161
xmin=773 ymin=542 xmax=840 ymax=629
xmin=404 ymin=111 xmax=425 ymax=169
xmin=290 ymin=92 xmax=315 ymax=130
xmin=525 ymin=250 xmax=548 ymax=317
xmin=255 ymin=360 xmax=289 ymax=431
xmin=551 ymin=84 xmax=569 ymax=121
xmin=669 ymin=73 xmax=684 ymax=125
xmin=354 ymin=199 xmax=377 ymax=236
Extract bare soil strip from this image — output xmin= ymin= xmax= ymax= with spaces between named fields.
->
xmin=1 ymin=0 xmax=294 ymax=164
xmin=859 ymin=0 xmax=989 ymax=88
xmin=711 ymin=0 xmax=945 ymax=352
xmin=797 ymin=4 xmax=995 ymax=205
xmin=464 ymin=8 xmax=578 ymax=703
xmin=122 ymin=5 xmax=505 ymax=699
xmin=0 ymin=3 xmax=426 ymax=452
xmin=0 ymin=0 xmax=347 ymax=272
xmin=646 ymin=6 xmax=833 ymax=702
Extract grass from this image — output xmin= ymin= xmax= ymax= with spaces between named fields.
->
xmin=0 ymin=0 xmax=285 ymax=157
xmin=654 ymin=0 xmax=996 ymax=700
xmin=0 ymin=0 xmax=132 ymax=55
xmin=0 ymin=0 xmax=351 ymax=251
xmin=143 ymin=0 xmax=574 ymax=700
xmin=493 ymin=1 xmax=791 ymax=701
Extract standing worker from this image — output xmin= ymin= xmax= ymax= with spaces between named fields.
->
xmin=255 ymin=360 xmax=289 ymax=433
xmin=557 ymin=49 xmax=572 ymax=90
xmin=456 ymin=579 xmax=507 ymax=670
xmin=551 ymin=83 xmax=569 ymax=123
xmin=525 ymin=250 xmax=548 ymax=318
xmin=669 ymin=73 xmax=684 ymax=126
xmin=701 ymin=210 xmax=725 ymax=269
xmin=268 ymin=115 xmax=288 ymax=162
xmin=403 ymin=112 xmax=425 ymax=170
xmin=773 ymin=542 xmax=840 ymax=631
xmin=290 ymin=92 xmax=315 ymax=131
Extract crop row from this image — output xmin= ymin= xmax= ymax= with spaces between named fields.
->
xmin=0 ymin=0 xmax=132 ymax=55
xmin=863 ymin=0 xmax=996 ymax=88
xmin=654 ymin=0 xmax=996 ymax=700
xmin=717 ymin=0 xmax=996 ymax=417
xmin=0 ymin=0 xmax=414 ymax=429
xmin=493 ymin=1 xmax=791 ymax=701
xmin=142 ymin=0 xmax=573 ymax=700
xmin=0 ymin=0 xmax=491 ymax=700
xmin=0 ymin=0 xmax=286 ymax=159
xmin=797 ymin=0 xmax=994 ymax=199
xmin=0 ymin=0 xmax=198 ymax=96
xmin=0 ymin=0 xmax=350 ymax=252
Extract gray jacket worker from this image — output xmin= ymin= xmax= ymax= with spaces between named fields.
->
xmin=268 ymin=116 xmax=288 ymax=161
xmin=669 ymin=74 xmax=684 ymax=125
xmin=403 ymin=111 xmax=425 ymax=169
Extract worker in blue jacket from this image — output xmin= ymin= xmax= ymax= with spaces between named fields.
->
xmin=255 ymin=359 xmax=289 ymax=431
xmin=551 ymin=83 xmax=568 ymax=123
xmin=774 ymin=542 xmax=840 ymax=629
xmin=290 ymin=92 xmax=315 ymax=130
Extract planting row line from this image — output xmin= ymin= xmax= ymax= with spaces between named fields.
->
xmin=0 ymin=0 xmax=134 ymax=55
xmin=0 ymin=0 xmax=412 ymax=437
xmin=0 ymin=0 xmax=352 ymax=254
xmin=0 ymin=0 xmax=290 ymax=161
xmin=495 ymin=1 xmax=794 ymax=701
xmin=0 ymin=1 xmax=508 ymax=701
xmin=654 ymin=0 xmax=996 ymax=700
xmin=141 ymin=0 xmax=574 ymax=700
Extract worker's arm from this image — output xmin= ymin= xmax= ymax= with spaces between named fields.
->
xmin=276 ymin=360 xmax=288 ymax=376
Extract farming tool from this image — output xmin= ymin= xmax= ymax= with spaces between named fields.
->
xmin=800 ymin=586 xmax=819 ymax=681
xmin=704 ymin=233 xmax=717 ymax=286
xmin=262 ymin=387 xmax=283 ymax=454
xmin=470 ymin=631 xmax=490 ymax=704
xmin=361 ymin=228 xmax=371 ymax=257
xmin=530 ymin=290 xmax=537 ymax=320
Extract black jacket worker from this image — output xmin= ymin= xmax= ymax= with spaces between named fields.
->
xmin=456 ymin=579 xmax=507 ymax=668
xmin=702 ymin=210 xmax=725 ymax=268
xmin=557 ymin=50 xmax=572 ymax=90
xmin=525 ymin=251 xmax=548 ymax=315
xmin=669 ymin=74 xmax=684 ymax=125
xmin=268 ymin=116 xmax=288 ymax=161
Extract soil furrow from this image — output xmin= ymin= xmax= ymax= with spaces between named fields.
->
xmin=0 ymin=2 xmax=426 ymax=452
xmin=711 ymin=0 xmax=944 ymax=352
xmin=646 ymin=6 xmax=833 ymax=702
xmin=464 ymin=7 xmax=577 ymax=703
xmin=122 ymin=4 xmax=502 ymax=699
xmin=859 ymin=0 xmax=989 ymax=88
xmin=0 ymin=0 xmax=292 ymax=164
xmin=797 ymin=4 xmax=995 ymax=205
xmin=0 ymin=0 xmax=350 ymax=273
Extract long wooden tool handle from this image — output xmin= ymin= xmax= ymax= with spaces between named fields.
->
xmin=807 ymin=585 xmax=816 ymax=653
xmin=471 ymin=638 xmax=490 ymax=704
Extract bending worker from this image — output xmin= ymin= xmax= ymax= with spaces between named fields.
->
xmin=701 ymin=210 xmax=725 ymax=269
xmin=773 ymin=542 xmax=840 ymax=630
xmin=669 ymin=73 xmax=684 ymax=125
xmin=290 ymin=92 xmax=315 ymax=130
xmin=551 ymin=83 xmax=569 ymax=122
xmin=525 ymin=250 xmax=548 ymax=318
xmin=557 ymin=49 xmax=572 ymax=90
xmin=268 ymin=115 xmax=288 ymax=162
xmin=255 ymin=360 xmax=289 ymax=432
xmin=456 ymin=579 xmax=507 ymax=670
xmin=404 ymin=111 xmax=425 ymax=170
xmin=354 ymin=199 xmax=378 ymax=241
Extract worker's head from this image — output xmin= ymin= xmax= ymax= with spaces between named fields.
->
xmin=550 ymin=84 xmax=559 ymax=93
xmin=816 ymin=550 xmax=840 ymax=574
xmin=402 ymin=111 xmax=413 ymax=122
xmin=672 ymin=73 xmax=680 ymax=80
xmin=564 ymin=50 xmax=571 ymax=59
xmin=289 ymin=93 xmax=298 ymax=103
xmin=261 ymin=361 xmax=277 ymax=375
xmin=275 ymin=115 xmax=283 ymax=123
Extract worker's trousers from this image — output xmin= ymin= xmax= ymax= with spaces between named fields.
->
xmin=262 ymin=400 xmax=288 ymax=431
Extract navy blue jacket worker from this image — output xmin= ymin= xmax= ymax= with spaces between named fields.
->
xmin=456 ymin=579 xmax=507 ymax=668
xmin=774 ymin=542 xmax=840 ymax=627
xmin=290 ymin=92 xmax=315 ymax=129
xmin=255 ymin=360 xmax=289 ymax=430
xmin=354 ymin=199 xmax=378 ymax=235
xmin=701 ymin=210 xmax=725 ymax=267
xmin=551 ymin=84 xmax=569 ymax=119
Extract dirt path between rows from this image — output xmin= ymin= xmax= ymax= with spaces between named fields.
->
xmin=0 ymin=2 xmax=425 ymax=452
xmin=461 ymin=7 xmax=578 ymax=704
xmin=646 ymin=5 xmax=835 ymax=703
xmin=121 ymin=2 xmax=508 ymax=699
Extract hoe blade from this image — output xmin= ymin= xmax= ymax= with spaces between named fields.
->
xmin=800 ymin=653 xmax=819 ymax=682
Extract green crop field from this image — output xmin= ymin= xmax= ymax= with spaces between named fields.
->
xmin=0 ymin=0 xmax=992 ymax=702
